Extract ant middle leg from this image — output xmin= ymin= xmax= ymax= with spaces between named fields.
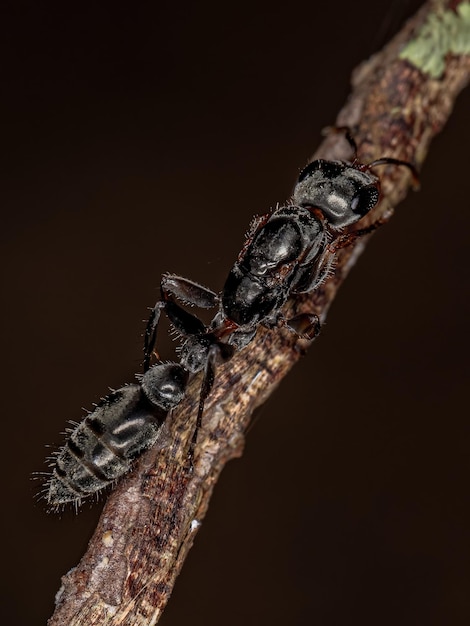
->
xmin=263 ymin=309 xmax=321 ymax=341
xmin=145 ymin=273 xmax=220 ymax=371
xmin=328 ymin=209 xmax=394 ymax=253
xmin=161 ymin=273 xmax=220 ymax=308
xmin=187 ymin=340 xmax=234 ymax=464
xmin=282 ymin=313 xmax=321 ymax=340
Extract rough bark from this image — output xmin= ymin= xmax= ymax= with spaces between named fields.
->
xmin=48 ymin=1 xmax=470 ymax=624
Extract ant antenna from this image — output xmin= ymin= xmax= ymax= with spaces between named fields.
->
xmin=323 ymin=125 xmax=420 ymax=189
xmin=367 ymin=157 xmax=420 ymax=189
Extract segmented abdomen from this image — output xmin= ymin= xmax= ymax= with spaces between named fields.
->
xmin=47 ymin=385 xmax=167 ymax=506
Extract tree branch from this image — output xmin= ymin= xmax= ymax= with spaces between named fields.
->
xmin=48 ymin=1 xmax=470 ymax=624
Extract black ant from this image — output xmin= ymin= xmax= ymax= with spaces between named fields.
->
xmin=144 ymin=127 xmax=419 ymax=461
xmin=43 ymin=128 xmax=418 ymax=507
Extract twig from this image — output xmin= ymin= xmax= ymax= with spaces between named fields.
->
xmin=48 ymin=1 xmax=470 ymax=624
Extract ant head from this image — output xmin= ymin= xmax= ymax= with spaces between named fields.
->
xmin=293 ymin=159 xmax=381 ymax=229
xmin=293 ymin=126 xmax=419 ymax=229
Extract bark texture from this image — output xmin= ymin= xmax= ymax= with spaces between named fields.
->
xmin=48 ymin=1 xmax=470 ymax=624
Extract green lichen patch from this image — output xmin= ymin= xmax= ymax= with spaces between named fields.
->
xmin=399 ymin=1 xmax=470 ymax=78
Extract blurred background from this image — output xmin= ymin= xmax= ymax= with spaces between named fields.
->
xmin=2 ymin=1 xmax=469 ymax=624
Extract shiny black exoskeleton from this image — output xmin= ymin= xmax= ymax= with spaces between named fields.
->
xmin=43 ymin=128 xmax=418 ymax=508
xmin=221 ymin=205 xmax=324 ymax=330
xmin=44 ymin=362 xmax=189 ymax=507
xmin=221 ymin=140 xmax=416 ymax=338
xmin=146 ymin=128 xmax=418 ymax=448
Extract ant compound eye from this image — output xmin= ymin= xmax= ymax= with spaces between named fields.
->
xmin=350 ymin=186 xmax=379 ymax=216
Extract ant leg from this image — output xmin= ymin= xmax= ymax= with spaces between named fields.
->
xmin=323 ymin=127 xmax=420 ymax=188
xmin=329 ymin=209 xmax=394 ymax=253
xmin=164 ymin=300 xmax=207 ymax=337
xmin=144 ymin=301 xmax=167 ymax=372
xmin=161 ymin=274 xmax=219 ymax=308
xmin=188 ymin=341 xmax=234 ymax=464
xmin=282 ymin=313 xmax=321 ymax=340
xmin=187 ymin=345 xmax=217 ymax=465
xmin=147 ymin=300 xmax=209 ymax=374
xmin=291 ymin=246 xmax=335 ymax=294
xmin=145 ymin=273 xmax=218 ymax=372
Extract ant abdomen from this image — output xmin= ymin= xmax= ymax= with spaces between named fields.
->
xmin=45 ymin=363 xmax=189 ymax=507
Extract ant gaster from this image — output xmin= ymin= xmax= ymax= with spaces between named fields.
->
xmin=44 ymin=362 xmax=188 ymax=507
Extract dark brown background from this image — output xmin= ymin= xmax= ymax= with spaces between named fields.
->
xmin=2 ymin=1 xmax=469 ymax=625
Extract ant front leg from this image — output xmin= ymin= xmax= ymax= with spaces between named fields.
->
xmin=144 ymin=301 xmax=167 ymax=372
xmin=329 ymin=207 xmax=394 ymax=253
xmin=290 ymin=233 xmax=336 ymax=297
xmin=161 ymin=273 xmax=220 ymax=308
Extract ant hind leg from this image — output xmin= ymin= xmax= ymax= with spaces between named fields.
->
xmin=161 ymin=274 xmax=220 ymax=308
